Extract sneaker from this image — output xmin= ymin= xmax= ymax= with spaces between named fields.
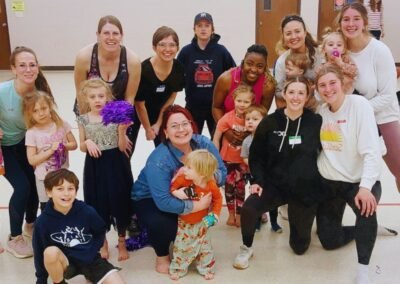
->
xmin=271 ymin=223 xmax=283 ymax=233
xmin=233 ymin=245 xmax=253 ymax=269
xmin=7 ymin=235 xmax=33 ymax=258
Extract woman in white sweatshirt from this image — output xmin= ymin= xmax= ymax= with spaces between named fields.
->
xmin=337 ymin=2 xmax=400 ymax=193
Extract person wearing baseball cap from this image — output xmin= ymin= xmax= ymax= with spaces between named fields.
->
xmin=177 ymin=12 xmax=236 ymax=137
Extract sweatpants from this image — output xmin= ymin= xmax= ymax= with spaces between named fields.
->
xmin=316 ymin=178 xmax=381 ymax=265
xmin=133 ymin=198 xmax=178 ymax=256
xmin=241 ymin=182 xmax=317 ymax=255
xmin=224 ymin=162 xmax=248 ymax=214
xmin=186 ymin=106 xmax=215 ymax=138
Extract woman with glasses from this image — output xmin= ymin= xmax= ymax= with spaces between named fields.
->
xmin=133 ymin=26 xmax=185 ymax=148
xmin=0 ymin=46 xmax=52 ymax=258
xmin=131 ymin=105 xmax=226 ymax=274
xmin=74 ymin=15 xmax=141 ymax=155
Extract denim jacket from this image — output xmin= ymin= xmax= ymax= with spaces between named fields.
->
xmin=132 ymin=134 xmax=226 ymax=214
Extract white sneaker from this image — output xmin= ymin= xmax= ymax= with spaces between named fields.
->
xmin=377 ymin=225 xmax=398 ymax=236
xmin=6 ymin=235 xmax=33 ymax=258
xmin=233 ymin=245 xmax=253 ymax=269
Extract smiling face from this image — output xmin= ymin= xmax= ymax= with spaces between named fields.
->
xmin=154 ymin=35 xmax=179 ymax=62
xmin=97 ymin=23 xmax=123 ymax=52
xmin=242 ymin=52 xmax=266 ymax=84
xmin=47 ymin=179 xmax=77 ymax=214
xmin=86 ymin=86 xmax=108 ymax=113
xmin=283 ymin=81 xmax=309 ymax=114
xmin=164 ymin=113 xmax=194 ymax=148
xmin=245 ymin=110 xmax=263 ymax=133
xmin=234 ymin=91 xmax=253 ymax=116
xmin=316 ymin=72 xmax=345 ymax=112
xmin=340 ymin=8 xmax=367 ymax=40
xmin=11 ymin=51 xmax=39 ymax=85
xmin=282 ymin=20 xmax=307 ymax=53
xmin=323 ymin=33 xmax=345 ymax=59
xmin=194 ymin=20 xmax=213 ymax=41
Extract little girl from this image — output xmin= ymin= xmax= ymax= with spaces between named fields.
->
xmin=241 ymin=105 xmax=282 ymax=233
xmin=24 ymin=91 xmax=77 ymax=211
xmin=77 ymin=79 xmax=133 ymax=261
xmin=213 ymin=85 xmax=253 ymax=227
xmin=169 ymin=149 xmax=223 ymax=280
xmin=320 ymin=29 xmax=358 ymax=94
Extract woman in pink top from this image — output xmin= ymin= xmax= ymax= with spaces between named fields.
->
xmin=212 ymin=44 xmax=275 ymax=145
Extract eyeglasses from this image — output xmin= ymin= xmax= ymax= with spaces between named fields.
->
xmin=157 ymin=42 xmax=178 ymax=49
xmin=168 ymin=120 xmax=192 ymax=131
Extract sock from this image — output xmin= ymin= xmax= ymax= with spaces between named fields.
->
xmin=377 ymin=225 xmax=398 ymax=236
xmin=356 ymin=264 xmax=370 ymax=284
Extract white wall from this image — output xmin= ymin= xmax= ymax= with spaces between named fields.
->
xmin=5 ymin=0 xmax=399 ymax=65
xmin=5 ymin=0 xmax=255 ymax=66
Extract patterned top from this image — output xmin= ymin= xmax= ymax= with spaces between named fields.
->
xmin=77 ymin=114 xmax=118 ymax=151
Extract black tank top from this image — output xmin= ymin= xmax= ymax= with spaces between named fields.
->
xmin=88 ymin=43 xmax=129 ymax=101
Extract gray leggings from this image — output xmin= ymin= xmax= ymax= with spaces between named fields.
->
xmin=316 ymin=179 xmax=381 ymax=265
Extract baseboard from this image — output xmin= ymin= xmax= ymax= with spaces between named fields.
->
xmin=41 ymin=66 xmax=74 ymax=71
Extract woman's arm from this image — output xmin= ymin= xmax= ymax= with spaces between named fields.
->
xmin=74 ymin=46 xmax=91 ymax=105
xmin=152 ymin=92 xmax=178 ymax=135
xmin=134 ymin=101 xmax=156 ymax=141
xmin=261 ymin=75 xmax=276 ymax=112
xmin=124 ymin=48 xmax=141 ymax=104
xmin=212 ymin=71 xmax=231 ymax=122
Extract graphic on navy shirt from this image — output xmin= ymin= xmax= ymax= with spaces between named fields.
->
xmin=194 ymin=60 xmax=214 ymax=86
xmin=50 ymin=226 xmax=92 ymax=247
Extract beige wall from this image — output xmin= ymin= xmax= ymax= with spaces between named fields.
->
xmin=5 ymin=0 xmax=399 ymax=66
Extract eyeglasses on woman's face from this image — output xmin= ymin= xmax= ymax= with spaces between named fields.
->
xmin=167 ymin=120 xmax=192 ymax=131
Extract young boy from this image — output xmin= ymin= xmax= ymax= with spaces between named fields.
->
xmin=241 ymin=105 xmax=282 ymax=233
xmin=32 ymin=169 xmax=124 ymax=284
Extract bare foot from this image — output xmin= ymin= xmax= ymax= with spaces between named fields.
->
xmin=117 ymin=237 xmax=129 ymax=261
xmin=204 ymin=273 xmax=214 ymax=280
xmin=169 ymin=273 xmax=179 ymax=280
xmin=100 ymin=239 xmax=109 ymax=259
xmin=155 ymin=256 xmax=170 ymax=274
xmin=226 ymin=213 xmax=235 ymax=226
xmin=23 ymin=223 xmax=34 ymax=238
xmin=235 ymin=214 xmax=241 ymax=228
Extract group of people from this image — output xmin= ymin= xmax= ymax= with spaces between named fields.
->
xmin=0 ymin=1 xmax=399 ymax=283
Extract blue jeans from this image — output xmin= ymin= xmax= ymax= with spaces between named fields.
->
xmin=2 ymin=139 xmax=38 ymax=236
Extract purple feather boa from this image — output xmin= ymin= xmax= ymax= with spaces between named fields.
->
xmin=125 ymin=229 xmax=150 ymax=251
xmin=101 ymin=101 xmax=135 ymax=125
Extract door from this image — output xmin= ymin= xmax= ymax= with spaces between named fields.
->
xmin=318 ymin=0 xmax=341 ymax=41
xmin=256 ymin=0 xmax=300 ymax=68
xmin=0 ymin=0 xmax=11 ymax=69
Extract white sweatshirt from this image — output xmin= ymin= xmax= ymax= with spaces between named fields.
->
xmin=349 ymin=38 xmax=399 ymax=124
xmin=317 ymin=95 xmax=381 ymax=190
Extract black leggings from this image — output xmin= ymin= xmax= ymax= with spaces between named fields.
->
xmin=186 ymin=106 xmax=215 ymax=137
xmin=316 ymin=179 xmax=381 ymax=265
xmin=133 ymin=198 xmax=178 ymax=257
xmin=241 ymin=183 xmax=317 ymax=255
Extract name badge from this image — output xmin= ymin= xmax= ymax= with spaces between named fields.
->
xmin=156 ymin=85 xmax=166 ymax=92
xmin=289 ymin=136 xmax=302 ymax=145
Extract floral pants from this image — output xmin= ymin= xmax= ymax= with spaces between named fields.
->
xmin=169 ymin=218 xmax=215 ymax=277
xmin=224 ymin=162 xmax=248 ymax=214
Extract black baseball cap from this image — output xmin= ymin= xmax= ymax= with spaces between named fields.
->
xmin=194 ymin=12 xmax=213 ymax=25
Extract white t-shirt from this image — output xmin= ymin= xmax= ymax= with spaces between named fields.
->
xmin=317 ymin=95 xmax=381 ymax=189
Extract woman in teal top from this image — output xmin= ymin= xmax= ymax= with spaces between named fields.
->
xmin=0 ymin=46 xmax=52 ymax=258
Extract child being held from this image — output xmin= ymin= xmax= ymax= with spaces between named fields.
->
xmin=319 ymin=28 xmax=358 ymax=94
xmin=24 ymin=91 xmax=77 ymax=212
xmin=169 ymin=149 xmax=223 ymax=280
xmin=241 ymin=105 xmax=282 ymax=233
xmin=32 ymin=169 xmax=125 ymax=284
xmin=213 ymin=85 xmax=253 ymax=227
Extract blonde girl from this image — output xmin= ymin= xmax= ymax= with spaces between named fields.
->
xmin=213 ymin=85 xmax=254 ymax=227
xmin=77 ymin=79 xmax=133 ymax=261
xmin=169 ymin=149 xmax=223 ymax=280
xmin=319 ymin=28 xmax=358 ymax=94
xmin=24 ymin=91 xmax=77 ymax=210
